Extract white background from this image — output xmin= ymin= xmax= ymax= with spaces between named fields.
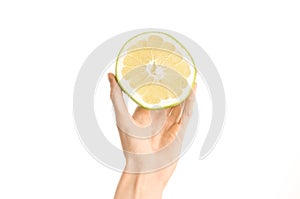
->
xmin=0 ymin=0 xmax=300 ymax=198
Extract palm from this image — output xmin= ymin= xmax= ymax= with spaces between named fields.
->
xmin=108 ymin=73 xmax=196 ymax=184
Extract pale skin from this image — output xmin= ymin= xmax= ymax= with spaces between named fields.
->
xmin=108 ymin=73 xmax=196 ymax=199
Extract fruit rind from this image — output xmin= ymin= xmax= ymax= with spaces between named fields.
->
xmin=115 ymin=31 xmax=197 ymax=110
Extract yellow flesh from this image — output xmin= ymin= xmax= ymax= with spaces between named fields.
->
xmin=118 ymin=34 xmax=193 ymax=105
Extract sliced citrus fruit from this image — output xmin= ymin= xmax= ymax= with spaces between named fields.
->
xmin=115 ymin=32 xmax=196 ymax=109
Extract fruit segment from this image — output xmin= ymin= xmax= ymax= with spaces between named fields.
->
xmin=116 ymin=32 xmax=196 ymax=109
xmin=121 ymin=64 xmax=188 ymax=104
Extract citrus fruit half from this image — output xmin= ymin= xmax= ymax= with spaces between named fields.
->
xmin=115 ymin=32 xmax=196 ymax=109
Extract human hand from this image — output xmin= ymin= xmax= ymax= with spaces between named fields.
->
xmin=108 ymin=73 xmax=196 ymax=199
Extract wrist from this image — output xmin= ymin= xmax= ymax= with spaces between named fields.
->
xmin=114 ymin=172 xmax=164 ymax=199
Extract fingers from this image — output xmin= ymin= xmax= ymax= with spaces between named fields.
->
xmin=181 ymin=83 xmax=197 ymax=130
xmin=157 ymin=84 xmax=197 ymax=144
xmin=167 ymin=104 xmax=182 ymax=124
xmin=166 ymin=107 xmax=173 ymax=116
xmin=161 ymin=105 xmax=182 ymax=144
xmin=166 ymin=84 xmax=197 ymax=143
xmin=108 ymin=73 xmax=164 ymax=138
xmin=108 ymin=72 xmax=197 ymax=142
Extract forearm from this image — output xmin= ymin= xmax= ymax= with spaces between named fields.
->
xmin=114 ymin=172 xmax=164 ymax=199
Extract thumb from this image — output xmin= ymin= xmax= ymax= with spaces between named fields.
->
xmin=107 ymin=73 xmax=133 ymax=131
xmin=108 ymin=73 xmax=121 ymax=99
xmin=107 ymin=73 xmax=165 ymax=138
